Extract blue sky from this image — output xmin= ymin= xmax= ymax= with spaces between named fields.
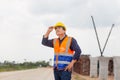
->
xmin=0 ymin=0 xmax=120 ymax=63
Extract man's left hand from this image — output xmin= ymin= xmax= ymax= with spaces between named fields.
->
xmin=65 ymin=60 xmax=76 ymax=72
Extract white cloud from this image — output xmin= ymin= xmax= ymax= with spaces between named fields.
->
xmin=0 ymin=0 xmax=120 ymax=62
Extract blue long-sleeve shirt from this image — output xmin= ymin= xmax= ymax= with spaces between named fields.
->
xmin=42 ymin=35 xmax=81 ymax=60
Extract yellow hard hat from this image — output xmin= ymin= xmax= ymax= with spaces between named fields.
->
xmin=54 ymin=22 xmax=66 ymax=31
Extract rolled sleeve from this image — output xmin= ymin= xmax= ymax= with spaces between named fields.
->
xmin=41 ymin=36 xmax=53 ymax=48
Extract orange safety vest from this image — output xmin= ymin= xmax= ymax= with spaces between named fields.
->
xmin=53 ymin=36 xmax=74 ymax=69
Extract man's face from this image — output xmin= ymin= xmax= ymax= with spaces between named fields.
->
xmin=55 ymin=26 xmax=66 ymax=36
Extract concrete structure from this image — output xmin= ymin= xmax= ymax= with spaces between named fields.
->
xmin=73 ymin=55 xmax=115 ymax=79
xmin=73 ymin=55 xmax=114 ymax=76
xmin=90 ymin=57 xmax=98 ymax=78
xmin=113 ymin=56 xmax=120 ymax=80
xmin=98 ymin=57 xmax=110 ymax=80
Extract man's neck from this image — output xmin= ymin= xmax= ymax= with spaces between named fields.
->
xmin=59 ymin=34 xmax=66 ymax=40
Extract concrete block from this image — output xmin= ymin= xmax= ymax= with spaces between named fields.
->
xmin=113 ymin=56 xmax=120 ymax=80
xmin=90 ymin=57 xmax=98 ymax=78
xmin=98 ymin=57 xmax=110 ymax=80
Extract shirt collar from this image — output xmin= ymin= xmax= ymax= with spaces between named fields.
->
xmin=59 ymin=34 xmax=67 ymax=41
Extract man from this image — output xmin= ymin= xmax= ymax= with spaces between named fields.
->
xmin=42 ymin=22 xmax=81 ymax=80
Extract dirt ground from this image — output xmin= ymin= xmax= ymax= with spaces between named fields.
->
xmin=72 ymin=72 xmax=114 ymax=80
xmin=0 ymin=68 xmax=114 ymax=80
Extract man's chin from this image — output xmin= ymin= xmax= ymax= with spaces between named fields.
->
xmin=56 ymin=33 xmax=61 ymax=35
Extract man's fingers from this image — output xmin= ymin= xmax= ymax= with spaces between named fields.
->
xmin=49 ymin=26 xmax=54 ymax=29
xmin=65 ymin=66 xmax=71 ymax=72
xmin=68 ymin=68 xmax=72 ymax=72
xmin=47 ymin=26 xmax=54 ymax=32
xmin=64 ymin=67 xmax=68 ymax=71
xmin=65 ymin=66 xmax=69 ymax=71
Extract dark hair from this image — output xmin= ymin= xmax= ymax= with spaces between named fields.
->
xmin=62 ymin=27 xmax=65 ymax=31
xmin=55 ymin=26 xmax=65 ymax=31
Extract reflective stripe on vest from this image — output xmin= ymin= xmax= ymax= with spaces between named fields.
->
xmin=53 ymin=36 xmax=74 ymax=69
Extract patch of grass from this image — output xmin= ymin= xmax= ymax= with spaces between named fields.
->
xmin=0 ymin=65 xmax=37 ymax=72
xmin=0 ymin=60 xmax=50 ymax=72
xmin=74 ymin=75 xmax=86 ymax=80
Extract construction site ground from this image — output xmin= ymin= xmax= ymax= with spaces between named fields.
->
xmin=0 ymin=68 xmax=114 ymax=80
